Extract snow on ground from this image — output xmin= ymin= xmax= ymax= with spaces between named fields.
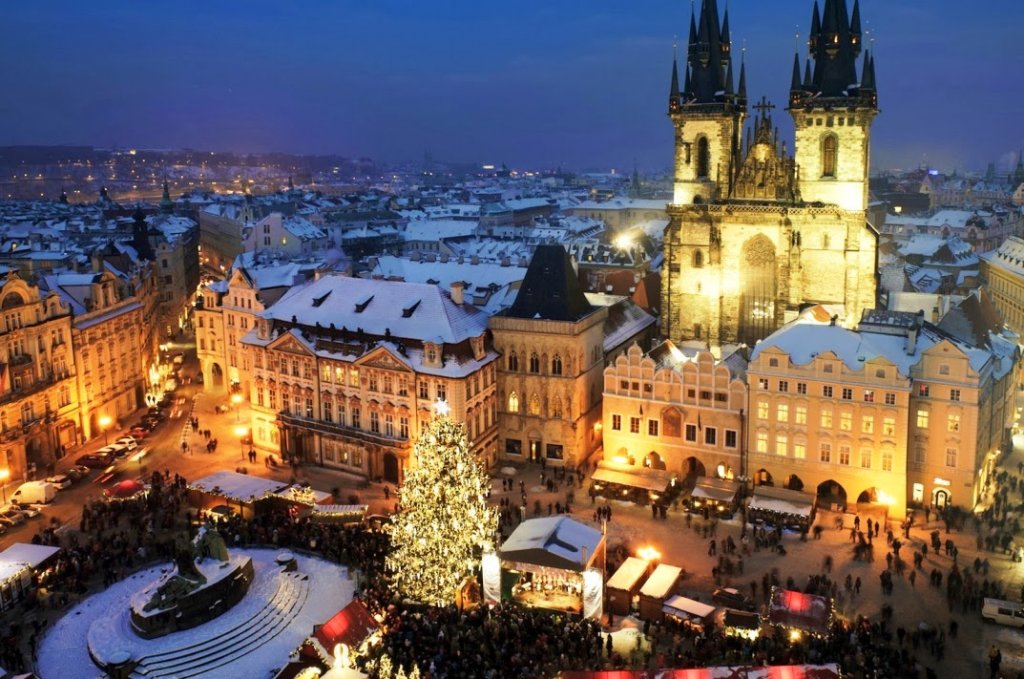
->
xmin=37 ymin=549 xmax=354 ymax=679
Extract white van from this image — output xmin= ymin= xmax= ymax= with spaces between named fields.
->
xmin=10 ymin=481 xmax=57 ymax=505
xmin=982 ymin=598 xmax=1024 ymax=628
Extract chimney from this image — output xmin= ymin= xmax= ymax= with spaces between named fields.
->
xmin=451 ymin=281 xmax=465 ymax=305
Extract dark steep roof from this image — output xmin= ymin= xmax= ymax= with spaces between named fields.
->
xmin=504 ymin=245 xmax=593 ymax=322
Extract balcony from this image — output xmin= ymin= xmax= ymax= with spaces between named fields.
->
xmin=277 ymin=411 xmax=412 ymax=451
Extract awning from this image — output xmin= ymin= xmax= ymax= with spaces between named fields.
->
xmin=301 ymin=598 xmax=379 ymax=663
xmin=768 ymin=588 xmax=832 ymax=636
xmin=749 ymin=486 xmax=815 ymax=518
xmin=662 ymin=595 xmax=715 ymax=621
xmin=561 ymin=666 xmax=841 ymax=679
xmin=690 ymin=477 xmax=741 ymax=503
xmin=592 ymin=467 xmax=672 ymax=493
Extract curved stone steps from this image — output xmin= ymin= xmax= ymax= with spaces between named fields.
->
xmin=130 ymin=571 xmax=310 ymax=678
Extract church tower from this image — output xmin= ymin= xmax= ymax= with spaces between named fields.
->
xmin=789 ymin=0 xmax=878 ymax=212
xmin=668 ymin=0 xmax=746 ymax=205
xmin=661 ymin=0 xmax=879 ymax=349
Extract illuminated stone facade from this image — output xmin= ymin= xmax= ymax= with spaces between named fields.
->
xmin=0 ymin=274 xmax=77 ymax=482
xmin=981 ymin=236 xmax=1024 ymax=339
xmin=241 ymin=275 xmax=498 ymax=483
xmin=661 ymin=0 xmax=879 ymax=347
xmin=601 ymin=342 xmax=746 ymax=478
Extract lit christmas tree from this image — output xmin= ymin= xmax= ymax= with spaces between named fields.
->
xmin=386 ymin=400 xmax=497 ymax=605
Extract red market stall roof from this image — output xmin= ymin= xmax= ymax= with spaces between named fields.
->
xmin=301 ymin=598 xmax=379 ymax=663
xmin=768 ymin=588 xmax=832 ymax=637
xmin=104 ymin=479 xmax=147 ymax=499
xmin=561 ymin=665 xmax=840 ymax=679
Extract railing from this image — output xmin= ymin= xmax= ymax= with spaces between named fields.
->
xmin=277 ymin=411 xmax=412 ymax=450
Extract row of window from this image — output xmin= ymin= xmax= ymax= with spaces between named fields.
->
xmin=507 ymin=392 xmax=565 ymax=419
xmin=507 ymin=352 xmax=563 ymax=376
xmin=757 ymin=403 xmax=900 ymax=436
xmin=755 ymin=434 xmax=897 ymax=471
xmin=616 ymin=379 xmax=730 ymax=403
xmin=609 ymin=413 xmax=738 ymax=448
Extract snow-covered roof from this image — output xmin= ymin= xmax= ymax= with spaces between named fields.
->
xmin=498 ymin=516 xmax=603 ymax=572
xmin=189 ymin=470 xmax=290 ymax=503
xmin=0 ymin=543 xmax=60 ymax=569
xmin=639 ymin=563 xmax=682 ymax=599
xmin=606 ymin=557 xmax=648 ymax=591
xmin=262 ymin=275 xmax=488 ymax=344
xmin=403 ymin=220 xmax=478 ymax=242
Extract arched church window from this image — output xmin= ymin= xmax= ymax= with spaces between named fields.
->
xmin=822 ymin=134 xmax=838 ymax=178
xmin=551 ymin=355 xmax=563 ymax=376
xmin=529 ymin=353 xmax=540 ymax=374
xmin=507 ymin=352 xmax=519 ymax=371
xmin=693 ymin=250 xmax=704 ymax=268
xmin=551 ymin=397 xmax=563 ymax=419
xmin=696 ymin=137 xmax=710 ymax=179
xmin=508 ymin=392 xmax=520 ymax=413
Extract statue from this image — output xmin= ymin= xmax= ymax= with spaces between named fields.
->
xmin=173 ymin=533 xmax=205 ymax=583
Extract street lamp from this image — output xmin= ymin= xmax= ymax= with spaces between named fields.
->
xmin=0 ymin=468 xmax=9 ymax=505
xmin=231 ymin=393 xmax=243 ymax=422
xmin=98 ymin=415 xmax=112 ymax=445
xmin=235 ymin=425 xmax=248 ymax=462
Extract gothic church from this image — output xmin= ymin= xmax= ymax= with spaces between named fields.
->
xmin=660 ymin=0 xmax=879 ymax=347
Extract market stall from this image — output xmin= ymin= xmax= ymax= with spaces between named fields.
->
xmin=590 ymin=464 xmax=677 ymax=505
xmin=716 ymin=607 xmax=761 ymax=640
xmin=605 ymin=557 xmax=649 ymax=616
xmin=768 ymin=588 xmax=833 ymax=639
xmin=0 ymin=543 xmax=61 ymax=612
xmin=561 ymin=667 xmax=840 ymax=679
xmin=188 ymin=471 xmax=333 ymax=519
xmin=661 ymin=595 xmax=715 ymax=630
xmin=307 ymin=504 xmax=369 ymax=524
xmin=638 ymin=563 xmax=683 ymax=622
xmin=495 ymin=516 xmax=605 ymax=619
xmin=684 ymin=476 xmax=742 ymax=518
xmin=299 ymin=598 xmax=380 ymax=669
xmin=747 ymin=486 xmax=816 ymax=531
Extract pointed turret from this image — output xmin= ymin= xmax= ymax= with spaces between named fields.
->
xmin=160 ymin=178 xmax=173 ymax=214
xmin=803 ymin=60 xmax=813 ymax=88
xmin=861 ymin=50 xmax=876 ymax=90
xmin=803 ymin=0 xmax=868 ymax=103
xmin=850 ymin=0 xmax=862 ymax=54
xmin=669 ymin=51 xmax=681 ymax=114
xmin=809 ymin=1 xmax=821 ymax=52
xmin=724 ymin=58 xmax=734 ymax=95
xmin=790 ymin=53 xmax=803 ymax=92
xmin=720 ymin=9 xmax=731 ymax=59
xmin=683 ymin=64 xmax=692 ymax=99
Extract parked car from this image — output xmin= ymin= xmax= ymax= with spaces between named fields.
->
xmin=114 ymin=437 xmax=138 ymax=451
xmin=128 ymin=426 xmax=151 ymax=438
xmin=65 ymin=465 xmax=92 ymax=481
xmin=44 ymin=474 xmax=73 ymax=490
xmin=982 ymin=598 xmax=1024 ymax=628
xmin=9 ymin=504 xmax=42 ymax=519
xmin=712 ymin=587 xmax=757 ymax=612
xmin=77 ymin=453 xmax=114 ymax=469
xmin=0 ymin=506 xmax=27 ymax=525
xmin=144 ymin=411 xmax=167 ymax=423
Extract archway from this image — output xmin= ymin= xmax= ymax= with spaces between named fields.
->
xmin=857 ymin=487 xmax=880 ymax=504
xmin=754 ymin=469 xmax=774 ymax=486
xmin=933 ymin=488 xmax=951 ymax=509
xmin=645 ymin=451 xmax=667 ymax=471
xmin=817 ymin=480 xmax=848 ymax=511
xmin=383 ymin=453 xmax=400 ymax=484
xmin=784 ymin=474 xmax=804 ymax=492
xmin=25 ymin=436 xmax=47 ymax=475
xmin=210 ymin=363 xmax=225 ymax=389
xmin=738 ymin=235 xmax=777 ymax=345
xmin=683 ymin=457 xmax=706 ymax=478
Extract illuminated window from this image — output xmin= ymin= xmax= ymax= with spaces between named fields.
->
xmin=795 ymin=405 xmax=807 ymax=425
xmin=947 ymin=414 xmax=960 ymax=432
xmin=756 ymin=431 xmax=768 ymax=453
xmin=916 ymin=409 xmax=929 ymax=428
xmin=881 ymin=449 xmax=893 ymax=472
xmin=777 ymin=403 xmax=789 ymax=422
xmin=882 ymin=417 xmax=896 ymax=436
xmin=775 ymin=434 xmax=788 ymax=456
xmin=529 ymin=394 xmax=541 ymax=416
xmin=794 ymin=441 xmax=806 ymax=459
xmin=860 ymin=447 xmax=871 ymax=468
xmin=822 ymin=134 xmax=838 ymax=177
xmin=918 ymin=384 xmax=930 ymax=397
xmin=821 ymin=409 xmax=833 ymax=428
xmin=508 ymin=392 xmax=519 ymax=413
xmin=757 ymin=400 xmax=769 ymax=420
xmin=840 ymin=412 xmax=852 ymax=431
xmin=862 ymin=417 xmax=874 ymax=434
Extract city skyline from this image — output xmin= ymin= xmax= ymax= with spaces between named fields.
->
xmin=2 ymin=1 xmax=1022 ymax=173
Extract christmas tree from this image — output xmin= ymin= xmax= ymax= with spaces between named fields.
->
xmin=386 ymin=401 xmax=497 ymax=605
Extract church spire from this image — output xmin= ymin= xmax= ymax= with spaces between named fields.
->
xmin=790 ymin=52 xmax=803 ymax=92
xmin=850 ymin=0 xmax=862 ymax=53
xmin=725 ymin=57 xmax=734 ymax=95
xmin=803 ymin=0 xmax=871 ymax=105
xmin=160 ymin=178 xmax=173 ymax=214
xmin=669 ymin=42 xmax=681 ymax=114
xmin=737 ymin=53 xmax=747 ymax=103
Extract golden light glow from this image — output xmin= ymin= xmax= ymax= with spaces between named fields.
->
xmin=876 ymin=490 xmax=896 ymax=505
xmin=231 ymin=394 xmax=243 ymax=405
xmin=0 ymin=468 xmax=10 ymax=483
xmin=613 ymin=234 xmax=633 ymax=250
xmin=789 ymin=629 xmax=802 ymax=642
xmin=637 ymin=546 xmax=661 ymax=562
xmin=234 ymin=425 xmax=248 ymax=438
xmin=98 ymin=415 xmax=112 ymax=429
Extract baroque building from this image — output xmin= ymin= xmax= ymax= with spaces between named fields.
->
xmin=661 ymin=0 xmax=879 ymax=347
xmin=241 ymin=275 xmax=498 ymax=483
xmin=0 ymin=273 xmax=77 ymax=482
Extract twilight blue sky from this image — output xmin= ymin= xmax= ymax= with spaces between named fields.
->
xmin=1 ymin=1 xmax=1021 ymax=173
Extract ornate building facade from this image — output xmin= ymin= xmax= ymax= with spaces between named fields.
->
xmin=241 ymin=275 xmax=498 ymax=483
xmin=0 ymin=273 xmax=78 ymax=482
xmin=661 ymin=0 xmax=879 ymax=347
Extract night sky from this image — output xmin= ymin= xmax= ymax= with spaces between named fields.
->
xmin=1 ymin=1 xmax=1021 ymax=173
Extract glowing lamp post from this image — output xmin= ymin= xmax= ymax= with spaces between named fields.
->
xmin=98 ymin=415 xmax=112 ymax=445
xmin=231 ymin=393 xmax=243 ymax=422
xmin=235 ymin=425 xmax=248 ymax=462
xmin=0 ymin=468 xmax=9 ymax=504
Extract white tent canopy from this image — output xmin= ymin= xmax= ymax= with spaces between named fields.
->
xmin=662 ymin=595 xmax=715 ymax=621
xmin=499 ymin=516 xmax=603 ymax=572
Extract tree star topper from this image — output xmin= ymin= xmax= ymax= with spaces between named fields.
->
xmin=433 ymin=399 xmax=450 ymax=417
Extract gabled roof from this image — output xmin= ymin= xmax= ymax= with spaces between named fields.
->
xmin=498 ymin=516 xmax=603 ymax=572
xmin=504 ymin=244 xmax=594 ymax=322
